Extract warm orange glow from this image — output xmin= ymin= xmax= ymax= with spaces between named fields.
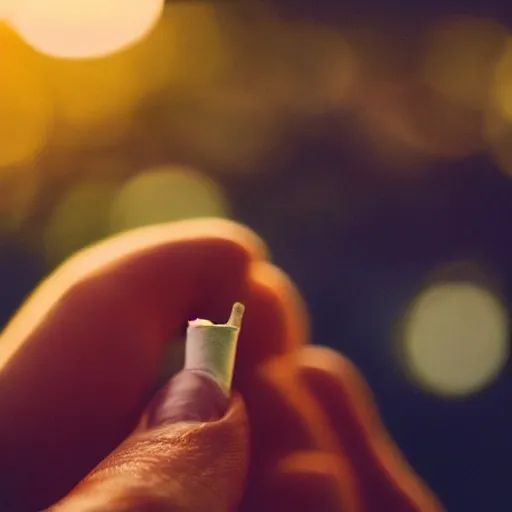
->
xmin=162 ymin=3 xmax=231 ymax=88
xmin=9 ymin=0 xmax=164 ymax=59
xmin=0 ymin=0 xmax=12 ymax=19
xmin=0 ymin=23 xmax=53 ymax=166
xmin=492 ymin=37 xmax=512 ymax=122
xmin=422 ymin=16 xmax=508 ymax=109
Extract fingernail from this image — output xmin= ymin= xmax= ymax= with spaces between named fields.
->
xmin=147 ymin=303 xmax=245 ymax=426
xmin=147 ymin=369 xmax=230 ymax=426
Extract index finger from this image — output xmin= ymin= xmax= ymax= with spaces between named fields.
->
xmin=0 ymin=219 xmax=266 ymax=511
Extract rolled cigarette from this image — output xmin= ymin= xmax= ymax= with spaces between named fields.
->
xmin=184 ymin=302 xmax=245 ymax=396
xmin=144 ymin=303 xmax=245 ymax=426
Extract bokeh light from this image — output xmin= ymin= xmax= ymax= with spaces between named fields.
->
xmin=0 ymin=23 xmax=53 ymax=166
xmin=0 ymin=166 xmax=40 ymax=235
xmin=0 ymin=0 xmax=12 ymax=19
xmin=402 ymin=282 xmax=510 ymax=397
xmin=108 ymin=166 xmax=229 ymax=233
xmin=259 ymin=21 xmax=356 ymax=115
xmin=160 ymin=92 xmax=288 ymax=173
xmin=422 ymin=16 xmax=508 ymax=110
xmin=8 ymin=0 xmax=164 ymax=59
xmin=162 ymin=2 xmax=232 ymax=89
xmin=360 ymin=81 xmax=484 ymax=167
xmin=2 ymin=5 xmax=512 ymax=509
xmin=491 ymin=36 xmax=512 ymax=122
xmin=43 ymin=181 xmax=120 ymax=264
xmin=485 ymin=36 xmax=512 ymax=177
xmin=40 ymin=53 xmax=139 ymax=147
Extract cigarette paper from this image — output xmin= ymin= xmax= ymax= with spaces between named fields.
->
xmin=184 ymin=302 xmax=245 ymax=396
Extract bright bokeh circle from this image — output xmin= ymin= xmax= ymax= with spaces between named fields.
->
xmin=8 ymin=0 xmax=164 ymax=59
xmin=108 ymin=166 xmax=229 ymax=233
xmin=402 ymin=282 xmax=510 ymax=397
xmin=43 ymin=181 xmax=121 ymax=264
xmin=0 ymin=0 xmax=12 ymax=19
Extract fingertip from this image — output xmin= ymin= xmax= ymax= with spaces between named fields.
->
xmin=249 ymin=262 xmax=310 ymax=343
xmin=235 ymin=262 xmax=310 ymax=369
xmin=298 ymin=345 xmax=375 ymax=411
xmin=298 ymin=346 xmax=445 ymax=512
xmin=242 ymin=450 xmax=360 ymax=512
xmin=237 ymin=360 xmax=320 ymax=457
xmin=236 ymin=355 xmax=346 ymax=492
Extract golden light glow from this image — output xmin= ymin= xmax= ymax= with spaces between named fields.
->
xmin=402 ymin=282 xmax=509 ymax=397
xmin=125 ymin=7 xmax=181 ymax=97
xmin=31 ymin=4 xmax=225 ymax=146
xmin=0 ymin=0 xmax=12 ymax=19
xmin=162 ymin=3 xmax=231 ymax=88
xmin=9 ymin=0 xmax=164 ymax=59
xmin=0 ymin=23 xmax=53 ymax=166
xmin=108 ymin=166 xmax=229 ymax=233
xmin=40 ymin=52 xmax=140 ymax=137
xmin=422 ymin=16 xmax=508 ymax=109
xmin=485 ymin=40 xmax=512 ymax=177
xmin=491 ymin=37 xmax=512 ymax=122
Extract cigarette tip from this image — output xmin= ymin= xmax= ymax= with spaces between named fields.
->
xmin=228 ymin=302 xmax=245 ymax=329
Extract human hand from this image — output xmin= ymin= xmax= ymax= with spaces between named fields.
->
xmin=0 ymin=219 xmax=444 ymax=511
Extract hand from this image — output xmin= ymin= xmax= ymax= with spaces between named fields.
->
xmin=0 ymin=219 xmax=444 ymax=511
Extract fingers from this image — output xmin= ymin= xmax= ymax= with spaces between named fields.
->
xmin=0 ymin=219 xmax=266 ymax=510
xmin=45 ymin=263 xmax=313 ymax=512
xmin=233 ymin=266 xmax=360 ymax=511
xmin=234 ymin=264 xmax=329 ymax=460
xmin=235 ymin=261 xmax=310 ymax=371
xmin=244 ymin=451 xmax=361 ymax=512
xmin=298 ymin=346 xmax=446 ymax=512
xmin=49 ymin=394 xmax=249 ymax=512
xmin=237 ymin=355 xmax=362 ymax=512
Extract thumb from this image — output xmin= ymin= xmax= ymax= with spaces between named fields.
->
xmin=48 ymin=371 xmax=250 ymax=512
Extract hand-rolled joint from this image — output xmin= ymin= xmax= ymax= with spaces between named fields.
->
xmin=185 ymin=303 xmax=245 ymax=396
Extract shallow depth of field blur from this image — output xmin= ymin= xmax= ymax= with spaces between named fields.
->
xmin=1 ymin=1 xmax=512 ymax=510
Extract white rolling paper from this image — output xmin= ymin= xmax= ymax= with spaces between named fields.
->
xmin=184 ymin=302 xmax=245 ymax=396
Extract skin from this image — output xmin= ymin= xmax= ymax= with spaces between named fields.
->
xmin=0 ymin=219 xmax=445 ymax=512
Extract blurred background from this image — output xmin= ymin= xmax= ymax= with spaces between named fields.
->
xmin=1 ymin=0 xmax=512 ymax=510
